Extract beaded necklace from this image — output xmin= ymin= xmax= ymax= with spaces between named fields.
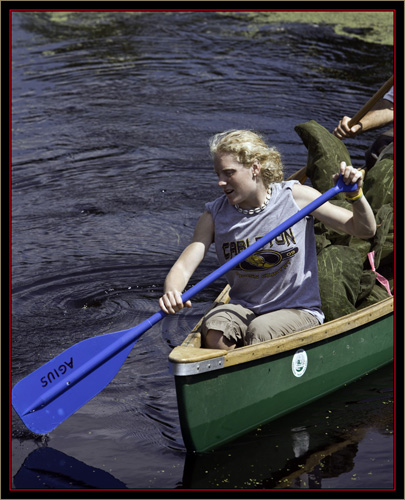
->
xmin=234 ymin=186 xmax=272 ymax=215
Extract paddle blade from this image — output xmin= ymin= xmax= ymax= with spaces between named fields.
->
xmin=12 ymin=329 xmax=136 ymax=435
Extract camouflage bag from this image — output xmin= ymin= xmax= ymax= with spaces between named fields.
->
xmin=294 ymin=120 xmax=394 ymax=319
xmin=317 ymin=245 xmax=364 ymax=322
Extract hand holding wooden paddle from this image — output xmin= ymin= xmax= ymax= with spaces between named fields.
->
xmin=333 ymin=75 xmax=394 ymax=139
xmin=288 ymin=75 xmax=393 ymax=184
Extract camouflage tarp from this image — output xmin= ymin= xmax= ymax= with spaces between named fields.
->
xmin=294 ymin=120 xmax=394 ymax=322
xmin=317 ymin=245 xmax=364 ymax=319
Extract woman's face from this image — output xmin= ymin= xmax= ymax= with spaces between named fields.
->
xmin=214 ymin=152 xmax=262 ymax=209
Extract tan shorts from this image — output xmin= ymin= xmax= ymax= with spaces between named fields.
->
xmin=201 ymin=303 xmax=320 ymax=347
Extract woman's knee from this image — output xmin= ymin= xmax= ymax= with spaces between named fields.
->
xmin=201 ymin=303 xmax=254 ymax=349
xmin=244 ymin=309 xmax=320 ymax=345
xmin=245 ymin=318 xmax=280 ymax=345
xmin=204 ymin=329 xmax=237 ymax=350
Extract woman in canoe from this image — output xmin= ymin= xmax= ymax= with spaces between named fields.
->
xmin=159 ymin=130 xmax=376 ymax=350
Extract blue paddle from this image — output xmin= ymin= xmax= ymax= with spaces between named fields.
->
xmin=12 ymin=176 xmax=357 ymax=434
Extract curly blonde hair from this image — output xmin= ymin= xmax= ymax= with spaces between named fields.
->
xmin=209 ymin=129 xmax=284 ymax=187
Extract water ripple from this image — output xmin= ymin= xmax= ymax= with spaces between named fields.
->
xmin=11 ymin=9 xmax=394 ymax=488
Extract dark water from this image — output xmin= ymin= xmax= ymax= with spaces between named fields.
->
xmin=11 ymin=11 xmax=395 ymax=491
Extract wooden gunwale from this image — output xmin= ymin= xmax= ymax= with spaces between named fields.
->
xmin=168 ymin=293 xmax=394 ymax=368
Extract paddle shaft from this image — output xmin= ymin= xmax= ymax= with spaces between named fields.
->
xmin=181 ymin=180 xmax=353 ymax=302
xmin=348 ymin=75 xmax=393 ymax=128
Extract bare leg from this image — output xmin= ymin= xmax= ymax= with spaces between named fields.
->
xmin=204 ymin=329 xmax=236 ymax=351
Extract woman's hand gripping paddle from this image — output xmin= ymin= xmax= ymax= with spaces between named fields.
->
xmin=12 ymin=176 xmax=357 ymax=435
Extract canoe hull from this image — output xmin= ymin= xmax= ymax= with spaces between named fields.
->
xmin=171 ymin=303 xmax=393 ymax=452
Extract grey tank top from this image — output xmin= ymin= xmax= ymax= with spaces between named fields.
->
xmin=205 ymin=180 xmax=324 ymax=323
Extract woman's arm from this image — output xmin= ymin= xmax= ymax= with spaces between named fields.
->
xmin=292 ymin=162 xmax=376 ymax=240
xmin=159 ymin=211 xmax=215 ymax=314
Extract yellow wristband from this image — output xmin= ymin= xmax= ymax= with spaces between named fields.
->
xmin=345 ymin=187 xmax=363 ymax=203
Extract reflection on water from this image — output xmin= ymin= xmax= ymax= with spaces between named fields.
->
xmin=11 ymin=10 xmax=394 ymax=490
xmin=13 ymin=363 xmax=393 ymax=489
xmin=14 ymin=447 xmax=127 ymax=489
xmin=181 ymin=363 xmax=394 ymax=489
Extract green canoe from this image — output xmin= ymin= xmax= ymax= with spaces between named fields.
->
xmin=169 ymin=286 xmax=394 ymax=452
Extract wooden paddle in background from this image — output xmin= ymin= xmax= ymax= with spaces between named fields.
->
xmin=348 ymin=75 xmax=393 ymax=128
xmin=289 ymin=75 xmax=394 ymax=183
